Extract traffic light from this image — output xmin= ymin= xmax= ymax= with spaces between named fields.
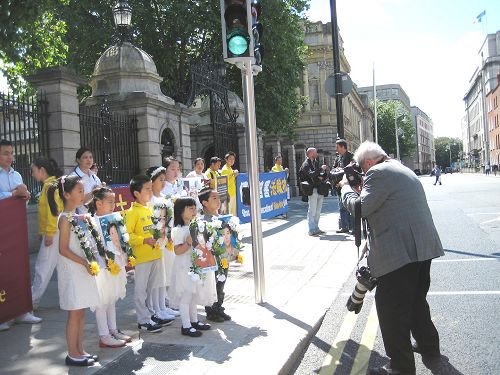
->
xmin=251 ymin=0 xmax=264 ymax=66
xmin=221 ymin=0 xmax=251 ymax=62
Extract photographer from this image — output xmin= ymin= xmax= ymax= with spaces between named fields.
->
xmin=340 ymin=142 xmax=444 ymax=375
xmin=333 ymin=139 xmax=354 ymax=233
xmin=299 ymin=147 xmax=328 ymax=236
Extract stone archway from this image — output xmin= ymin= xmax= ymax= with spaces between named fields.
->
xmin=203 ymin=144 xmax=215 ymax=168
xmin=161 ymin=128 xmax=176 ymax=160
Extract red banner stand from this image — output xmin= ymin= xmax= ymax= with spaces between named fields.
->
xmin=0 ymin=198 xmax=33 ymax=323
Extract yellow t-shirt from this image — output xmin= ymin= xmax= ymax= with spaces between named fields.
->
xmin=271 ymin=164 xmax=284 ymax=172
xmin=124 ymin=202 xmax=161 ymax=264
xmin=221 ymin=164 xmax=236 ymax=197
xmin=38 ymin=176 xmax=63 ymax=236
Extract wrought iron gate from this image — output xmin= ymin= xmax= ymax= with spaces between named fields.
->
xmin=0 ymin=92 xmax=48 ymax=199
xmin=79 ymin=98 xmax=139 ymax=184
xmin=184 ymin=56 xmax=240 ymax=168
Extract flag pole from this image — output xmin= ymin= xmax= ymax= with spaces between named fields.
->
xmin=373 ymin=62 xmax=378 ymax=144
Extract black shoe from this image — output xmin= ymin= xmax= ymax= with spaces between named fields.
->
xmin=181 ymin=327 xmax=202 ymax=337
xmin=412 ymin=343 xmax=441 ymax=358
xmin=206 ymin=312 xmax=224 ymax=322
xmin=138 ymin=321 xmax=162 ymax=332
xmin=369 ymin=365 xmax=415 ymax=375
xmin=151 ymin=314 xmax=174 ymax=326
xmin=218 ymin=310 xmax=231 ymax=321
xmin=83 ymin=354 xmax=99 ymax=361
xmin=191 ymin=321 xmax=211 ymax=330
xmin=65 ymin=356 xmax=95 ymax=367
xmin=336 ymin=228 xmax=349 ymax=233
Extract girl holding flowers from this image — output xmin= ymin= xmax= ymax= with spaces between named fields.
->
xmin=47 ymin=175 xmax=100 ymax=367
xmin=87 ymin=187 xmax=131 ymax=348
xmin=146 ymin=166 xmax=179 ymax=320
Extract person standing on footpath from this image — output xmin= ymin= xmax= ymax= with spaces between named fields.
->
xmin=299 ymin=147 xmax=327 ymax=236
xmin=71 ymin=147 xmax=102 ymax=214
xmin=220 ymin=152 xmax=239 ymax=216
xmin=332 ymin=139 xmax=354 ymax=233
xmin=340 ymin=142 xmax=443 ymax=375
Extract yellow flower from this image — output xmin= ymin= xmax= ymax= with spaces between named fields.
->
xmin=237 ymin=254 xmax=244 ymax=264
xmin=89 ymin=261 xmax=100 ymax=276
xmin=128 ymin=256 xmax=137 ymax=267
xmin=167 ymin=240 xmax=174 ymax=252
xmin=107 ymin=259 xmax=121 ymax=276
xmin=221 ymin=258 xmax=229 ymax=269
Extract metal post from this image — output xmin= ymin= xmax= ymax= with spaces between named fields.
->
xmin=373 ymin=63 xmax=378 ymax=143
xmin=330 ymin=0 xmax=344 ymax=139
xmin=395 ymin=113 xmax=400 ymax=161
xmin=241 ymin=60 xmax=266 ymax=304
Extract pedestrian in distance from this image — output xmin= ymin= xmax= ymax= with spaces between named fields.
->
xmin=0 ymin=139 xmax=41 ymax=332
xmin=485 ymin=162 xmax=491 ymax=176
xmin=171 ymin=197 xmax=216 ymax=337
xmin=332 ymin=139 xmax=354 ymax=234
xmin=31 ymin=157 xmax=63 ymax=309
xmin=46 ymin=175 xmax=100 ymax=366
xmin=221 ymin=151 xmax=239 ymax=216
xmin=341 ymin=142 xmax=444 ymax=375
xmin=432 ymin=165 xmax=442 ymax=185
xmin=87 ymin=186 xmax=131 ymax=348
xmin=271 ymin=155 xmax=289 ymax=174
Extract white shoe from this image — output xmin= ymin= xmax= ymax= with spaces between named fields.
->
xmin=164 ymin=307 xmax=180 ymax=317
xmin=158 ymin=310 xmax=176 ymax=320
xmin=111 ymin=330 xmax=132 ymax=343
xmin=99 ymin=335 xmax=126 ymax=348
xmin=15 ymin=312 xmax=42 ymax=324
xmin=0 ymin=322 xmax=10 ymax=331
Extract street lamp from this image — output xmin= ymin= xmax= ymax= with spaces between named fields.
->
xmin=112 ymin=1 xmax=132 ymax=27
xmin=394 ymin=107 xmax=404 ymax=161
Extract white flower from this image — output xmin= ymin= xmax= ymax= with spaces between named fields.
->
xmin=155 ymin=222 xmax=163 ymax=230
xmin=198 ymin=221 xmax=205 ymax=233
xmin=190 ymin=272 xmax=201 ymax=282
xmin=196 ymin=248 xmax=204 ymax=257
xmin=217 ymin=274 xmax=226 ymax=282
xmin=218 ymin=237 xmax=224 ymax=245
xmin=119 ymin=226 xmax=126 ymax=234
xmin=212 ymin=219 xmax=222 ymax=229
xmin=165 ymin=199 xmax=173 ymax=208
xmin=206 ymin=239 xmax=213 ymax=249
xmin=122 ymin=233 xmax=130 ymax=242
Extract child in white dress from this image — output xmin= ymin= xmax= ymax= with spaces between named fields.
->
xmin=171 ymin=197 xmax=216 ymax=337
xmin=87 ymin=187 xmax=131 ymax=348
xmin=146 ymin=166 xmax=179 ymax=320
xmin=47 ymin=175 xmax=100 ymax=367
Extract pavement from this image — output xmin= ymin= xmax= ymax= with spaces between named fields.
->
xmin=0 ymin=195 xmax=361 ymax=375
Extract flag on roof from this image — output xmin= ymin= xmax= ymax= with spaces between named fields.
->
xmin=473 ymin=10 xmax=486 ymax=24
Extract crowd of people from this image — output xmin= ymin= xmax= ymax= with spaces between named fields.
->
xmin=0 ymin=140 xmax=245 ymax=367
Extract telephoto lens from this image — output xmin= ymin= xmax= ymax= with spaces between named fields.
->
xmin=346 ymin=266 xmax=377 ymax=314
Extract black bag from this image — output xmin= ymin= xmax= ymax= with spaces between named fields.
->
xmin=300 ymin=181 xmax=314 ymax=196
xmin=317 ymin=182 xmax=331 ymax=197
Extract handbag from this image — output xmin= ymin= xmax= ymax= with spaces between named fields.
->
xmin=317 ymin=181 xmax=331 ymax=197
xmin=300 ymin=181 xmax=314 ymax=196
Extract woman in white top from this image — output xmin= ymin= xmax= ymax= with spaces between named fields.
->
xmin=71 ymin=147 xmax=102 ymax=213
xmin=161 ymin=156 xmax=183 ymax=197
xmin=185 ymin=158 xmax=205 ymax=179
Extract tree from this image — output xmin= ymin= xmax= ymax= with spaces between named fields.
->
xmin=375 ymin=101 xmax=416 ymax=159
xmin=434 ymin=137 xmax=461 ymax=168
xmin=0 ymin=0 xmax=309 ymax=136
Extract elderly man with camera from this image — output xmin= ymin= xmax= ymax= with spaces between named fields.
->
xmin=340 ymin=142 xmax=444 ymax=375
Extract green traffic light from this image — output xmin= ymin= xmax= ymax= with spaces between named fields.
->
xmin=228 ymin=35 xmax=248 ymax=55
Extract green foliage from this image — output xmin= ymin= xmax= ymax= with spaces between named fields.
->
xmin=375 ymin=101 xmax=416 ymax=159
xmin=434 ymin=137 xmax=461 ymax=168
xmin=0 ymin=0 xmax=309 ymax=136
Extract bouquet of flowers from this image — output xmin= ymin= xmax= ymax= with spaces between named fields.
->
xmin=150 ymin=199 xmax=173 ymax=241
xmin=116 ymin=215 xmax=137 ymax=267
xmin=67 ymin=214 xmax=101 ymax=276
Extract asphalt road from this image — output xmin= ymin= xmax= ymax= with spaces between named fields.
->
xmin=292 ymin=173 xmax=500 ymax=375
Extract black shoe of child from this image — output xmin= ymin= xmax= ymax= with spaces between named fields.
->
xmin=191 ymin=321 xmax=211 ymax=330
xmin=181 ymin=327 xmax=202 ymax=337
xmin=206 ymin=312 xmax=224 ymax=322
xmin=138 ymin=322 xmax=162 ymax=332
xmin=65 ymin=356 xmax=95 ymax=367
xmin=151 ymin=314 xmax=174 ymax=326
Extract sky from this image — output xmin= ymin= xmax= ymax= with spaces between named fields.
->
xmin=307 ymin=0 xmax=500 ymax=137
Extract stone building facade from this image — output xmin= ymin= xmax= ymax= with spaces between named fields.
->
xmin=487 ymin=75 xmax=500 ymax=166
xmin=411 ymin=106 xmax=435 ymax=173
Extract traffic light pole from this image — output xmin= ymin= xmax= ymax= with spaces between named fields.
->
xmin=240 ymin=59 xmax=266 ymax=304
xmin=330 ymin=0 xmax=344 ymax=139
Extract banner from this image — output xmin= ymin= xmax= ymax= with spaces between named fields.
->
xmin=111 ymin=184 xmax=134 ymax=212
xmin=216 ymin=175 xmax=229 ymax=215
xmin=0 ymin=198 xmax=32 ymax=323
xmin=236 ymin=172 xmax=288 ymax=224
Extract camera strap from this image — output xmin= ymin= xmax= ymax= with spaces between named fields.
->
xmin=354 ymin=197 xmax=369 ymax=270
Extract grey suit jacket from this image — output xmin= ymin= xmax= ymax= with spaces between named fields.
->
xmin=341 ymin=159 xmax=444 ymax=278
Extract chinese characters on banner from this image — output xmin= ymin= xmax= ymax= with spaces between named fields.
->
xmin=235 ymin=172 xmax=288 ymax=224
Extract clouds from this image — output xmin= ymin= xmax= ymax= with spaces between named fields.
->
xmin=307 ymin=0 xmax=486 ymax=137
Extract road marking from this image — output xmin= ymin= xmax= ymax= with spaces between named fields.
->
xmin=318 ymin=311 xmax=359 ymax=375
xmin=434 ymin=258 xmax=499 ymax=263
xmin=350 ymin=303 xmax=379 ymax=375
xmin=340 ymin=291 xmax=500 ymax=297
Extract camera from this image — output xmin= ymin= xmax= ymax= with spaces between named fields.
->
xmin=346 ymin=266 xmax=377 ymax=314
xmin=329 ymin=163 xmax=364 ymax=194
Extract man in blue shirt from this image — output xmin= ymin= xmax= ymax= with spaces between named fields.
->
xmin=0 ymin=139 xmax=41 ymax=331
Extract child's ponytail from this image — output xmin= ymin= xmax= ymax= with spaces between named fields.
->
xmin=47 ymin=181 xmax=61 ymax=217
xmin=47 ymin=175 xmax=82 ymax=216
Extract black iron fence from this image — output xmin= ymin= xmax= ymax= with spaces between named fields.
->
xmin=0 ymin=92 xmax=49 ymax=200
xmin=79 ymin=100 xmax=139 ymax=184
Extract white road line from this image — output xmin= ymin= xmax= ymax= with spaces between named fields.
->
xmin=434 ymin=258 xmax=499 ymax=263
xmin=340 ymin=291 xmax=500 ymax=297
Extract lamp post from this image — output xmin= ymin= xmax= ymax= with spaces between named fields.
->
xmin=112 ymin=1 xmax=133 ymax=45
xmin=394 ymin=107 xmax=404 ymax=161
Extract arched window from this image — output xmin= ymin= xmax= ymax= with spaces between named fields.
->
xmin=161 ymin=128 xmax=175 ymax=160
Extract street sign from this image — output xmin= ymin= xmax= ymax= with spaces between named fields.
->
xmin=325 ymin=72 xmax=353 ymax=98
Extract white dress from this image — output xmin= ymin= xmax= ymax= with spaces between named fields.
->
xmin=56 ymin=213 xmax=100 ymax=311
xmin=150 ymin=195 xmax=175 ymax=287
xmin=169 ymin=225 xmax=217 ymax=308
xmin=90 ymin=216 xmax=127 ymax=306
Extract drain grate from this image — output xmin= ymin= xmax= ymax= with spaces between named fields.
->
xmin=270 ymin=265 xmax=305 ymax=271
xmin=95 ymin=343 xmax=203 ymax=375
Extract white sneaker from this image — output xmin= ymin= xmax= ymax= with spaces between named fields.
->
xmin=158 ymin=310 xmax=176 ymax=320
xmin=15 ymin=312 xmax=42 ymax=324
xmin=164 ymin=307 xmax=180 ymax=317
xmin=111 ymin=330 xmax=132 ymax=343
xmin=0 ymin=322 xmax=10 ymax=331
xmin=99 ymin=335 xmax=126 ymax=348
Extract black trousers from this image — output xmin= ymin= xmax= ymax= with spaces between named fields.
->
xmin=375 ymin=260 xmax=440 ymax=373
xmin=205 ymin=267 xmax=228 ymax=313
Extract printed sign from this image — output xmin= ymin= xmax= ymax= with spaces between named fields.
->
xmin=236 ymin=172 xmax=288 ymax=224
xmin=216 ymin=175 xmax=229 ymax=215
xmin=97 ymin=212 xmax=129 ymax=267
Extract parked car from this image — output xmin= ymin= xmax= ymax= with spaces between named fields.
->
xmin=445 ymin=167 xmax=452 ymax=174
xmin=413 ymin=169 xmax=422 ymax=176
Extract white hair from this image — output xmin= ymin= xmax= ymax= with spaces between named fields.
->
xmin=353 ymin=141 xmax=387 ymax=165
